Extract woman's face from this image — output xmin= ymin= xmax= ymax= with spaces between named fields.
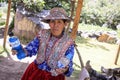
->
xmin=49 ymin=19 xmax=67 ymax=37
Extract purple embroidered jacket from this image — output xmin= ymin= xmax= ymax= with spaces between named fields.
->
xmin=25 ymin=36 xmax=74 ymax=77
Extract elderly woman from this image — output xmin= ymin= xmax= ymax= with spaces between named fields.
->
xmin=12 ymin=7 xmax=75 ymax=80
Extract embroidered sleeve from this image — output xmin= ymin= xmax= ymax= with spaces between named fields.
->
xmin=64 ymin=44 xmax=75 ymax=77
xmin=25 ymin=37 xmax=40 ymax=57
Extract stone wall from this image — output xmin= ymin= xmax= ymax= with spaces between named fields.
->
xmin=13 ymin=8 xmax=50 ymax=43
xmin=13 ymin=11 xmax=41 ymax=41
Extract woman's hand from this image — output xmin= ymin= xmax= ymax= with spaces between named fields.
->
xmin=11 ymin=50 xmax=17 ymax=55
xmin=10 ymin=44 xmax=17 ymax=55
xmin=55 ymin=66 xmax=68 ymax=75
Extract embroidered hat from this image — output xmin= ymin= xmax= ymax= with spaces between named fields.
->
xmin=41 ymin=7 xmax=71 ymax=23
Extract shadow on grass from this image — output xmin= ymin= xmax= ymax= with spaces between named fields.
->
xmin=71 ymin=68 xmax=82 ymax=80
xmin=75 ymin=36 xmax=110 ymax=51
xmin=73 ymin=62 xmax=81 ymax=69
xmin=85 ymin=43 xmax=110 ymax=51
xmin=75 ymin=36 xmax=89 ymax=44
xmin=71 ymin=62 xmax=82 ymax=80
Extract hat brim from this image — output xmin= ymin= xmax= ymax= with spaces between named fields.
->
xmin=41 ymin=15 xmax=72 ymax=23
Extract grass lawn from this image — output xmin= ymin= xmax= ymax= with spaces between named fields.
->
xmin=69 ymin=23 xmax=120 ymax=79
xmin=71 ymin=36 xmax=120 ymax=79
xmin=0 ymin=45 xmax=10 ymax=57
xmin=0 ymin=45 xmax=4 ymax=52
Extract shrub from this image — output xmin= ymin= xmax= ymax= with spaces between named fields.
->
xmin=80 ymin=0 xmax=120 ymax=30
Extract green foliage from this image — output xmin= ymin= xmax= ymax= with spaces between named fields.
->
xmin=81 ymin=0 xmax=120 ymax=30
xmin=0 ymin=13 xmax=2 ymax=18
xmin=8 ymin=17 xmax=14 ymax=33
xmin=0 ymin=6 xmax=6 ymax=26
xmin=11 ymin=0 xmax=70 ymax=14
xmin=117 ymin=29 xmax=120 ymax=38
xmin=0 ymin=6 xmax=7 ymax=13
xmin=43 ymin=0 xmax=71 ymax=15
xmin=0 ymin=21 xmax=5 ymax=26
xmin=11 ymin=0 xmax=45 ymax=13
xmin=0 ymin=0 xmax=4 ymax=2
xmin=23 ymin=0 xmax=45 ymax=13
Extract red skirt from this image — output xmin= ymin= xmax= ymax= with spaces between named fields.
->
xmin=21 ymin=62 xmax=65 ymax=80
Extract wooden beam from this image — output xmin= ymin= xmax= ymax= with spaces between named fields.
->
xmin=115 ymin=45 xmax=120 ymax=65
xmin=75 ymin=44 xmax=84 ymax=68
xmin=3 ymin=0 xmax=11 ymax=48
xmin=66 ymin=0 xmax=76 ymax=33
xmin=70 ymin=0 xmax=83 ymax=40
xmin=70 ymin=0 xmax=84 ymax=68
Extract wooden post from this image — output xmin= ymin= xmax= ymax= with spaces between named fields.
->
xmin=70 ymin=0 xmax=83 ymax=67
xmin=114 ymin=45 xmax=120 ymax=65
xmin=66 ymin=0 xmax=76 ymax=33
xmin=3 ymin=0 xmax=11 ymax=48
xmin=70 ymin=0 xmax=83 ymax=40
xmin=75 ymin=44 xmax=84 ymax=68
xmin=70 ymin=0 xmax=84 ymax=68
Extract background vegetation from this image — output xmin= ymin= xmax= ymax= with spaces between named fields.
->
xmin=81 ymin=0 xmax=120 ymax=30
xmin=0 ymin=0 xmax=120 ymax=29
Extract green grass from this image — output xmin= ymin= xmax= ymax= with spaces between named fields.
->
xmin=0 ymin=45 xmax=10 ymax=57
xmin=78 ymin=23 xmax=120 ymax=38
xmin=0 ymin=45 xmax=4 ymax=52
xmin=78 ymin=23 xmax=112 ymax=31
xmin=71 ymin=36 xmax=120 ymax=79
xmin=70 ymin=22 xmax=113 ymax=31
xmin=70 ymin=23 xmax=120 ymax=79
xmin=0 ymin=45 xmax=8 ymax=57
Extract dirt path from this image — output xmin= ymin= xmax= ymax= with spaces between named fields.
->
xmin=0 ymin=56 xmax=28 ymax=80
